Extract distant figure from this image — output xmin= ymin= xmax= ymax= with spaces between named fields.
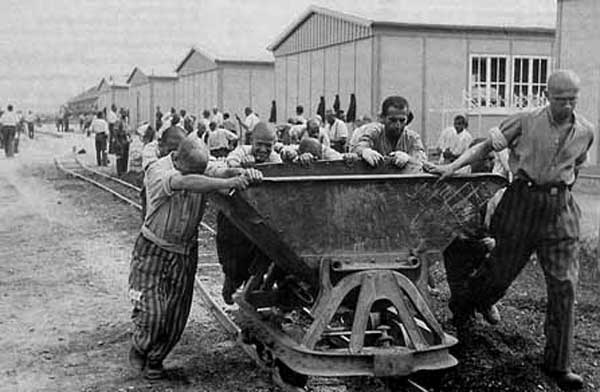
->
xmin=436 ymin=114 xmax=473 ymax=164
xmin=91 ymin=111 xmax=109 ymax=166
xmin=25 ymin=110 xmax=35 ymax=139
xmin=222 ymin=112 xmax=237 ymax=134
xmin=211 ymin=107 xmax=224 ymax=127
xmin=293 ymin=105 xmax=306 ymax=125
xmin=235 ymin=107 xmax=260 ymax=145
xmin=155 ymin=106 xmax=163 ymax=131
xmin=207 ymin=121 xmax=238 ymax=158
xmin=0 ymin=104 xmax=19 ymax=157
xmin=107 ymin=104 xmax=118 ymax=154
xmin=114 ymin=119 xmax=131 ymax=176
xmin=324 ymin=109 xmax=348 ymax=152
xmin=200 ymin=109 xmax=211 ymax=132
xmin=63 ymin=107 xmax=70 ymax=133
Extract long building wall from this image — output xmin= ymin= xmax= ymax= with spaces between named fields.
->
xmin=557 ymin=0 xmax=600 ymax=164
xmin=275 ymin=37 xmax=373 ymax=124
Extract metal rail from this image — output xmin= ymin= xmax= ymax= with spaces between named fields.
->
xmin=54 ymin=157 xmax=142 ymax=210
xmin=75 ymin=156 xmax=141 ymax=191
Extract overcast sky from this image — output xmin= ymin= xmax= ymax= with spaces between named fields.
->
xmin=0 ymin=0 xmax=555 ymax=113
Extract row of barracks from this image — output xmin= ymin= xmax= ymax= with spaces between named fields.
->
xmin=67 ymin=2 xmax=600 ymax=164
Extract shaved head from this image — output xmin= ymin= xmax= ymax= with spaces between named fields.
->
xmin=175 ymin=136 xmax=210 ymax=174
xmin=298 ymin=137 xmax=323 ymax=159
xmin=547 ymin=69 xmax=580 ymax=94
xmin=252 ymin=122 xmax=276 ymax=142
xmin=545 ymin=69 xmax=580 ymax=123
xmin=159 ymin=126 xmax=186 ymax=157
xmin=251 ymin=122 xmax=276 ymax=163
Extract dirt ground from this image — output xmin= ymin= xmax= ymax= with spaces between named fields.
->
xmin=1 ymin=130 xmax=598 ymax=392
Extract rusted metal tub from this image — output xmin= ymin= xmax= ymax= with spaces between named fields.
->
xmin=210 ymin=160 xmax=506 ymax=385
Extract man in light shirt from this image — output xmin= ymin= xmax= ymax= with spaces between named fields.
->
xmin=207 ymin=121 xmax=238 ymax=158
xmin=211 ymin=107 xmax=224 ymax=127
xmin=436 ymin=114 xmax=473 ymax=164
xmin=236 ymin=107 xmax=260 ymax=145
xmin=25 ymin=110 xmax=36 ymax=139
xmin=324 ymin=109 xmax=348 ymax=153
xmin=0 ymin=104 xmax=19 ymax=157
xmin=107 ymin=104 xmax=119 ymax=154
xmin=91 ymin=111 xmax=109 ymax=166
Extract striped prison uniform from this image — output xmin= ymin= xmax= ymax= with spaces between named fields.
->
xmin=454 ymin=106 xmax=594 ymax=372
xmin=129 ymin=153 xmax=205 ymax=365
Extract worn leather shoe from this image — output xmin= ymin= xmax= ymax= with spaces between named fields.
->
xmin=479 ymin=304 xmax=501 ymax=325
xmin=544 ymin=369 xmax=584 ymax=390
xmin=144 ymin=361 xmax=164 ymax=380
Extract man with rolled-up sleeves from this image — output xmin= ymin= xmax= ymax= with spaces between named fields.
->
xmin=425 ymin=69 xmax=594 ymax=391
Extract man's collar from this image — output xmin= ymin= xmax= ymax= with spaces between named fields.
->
xmin=545 ymin=105 xmax=577 ymax=127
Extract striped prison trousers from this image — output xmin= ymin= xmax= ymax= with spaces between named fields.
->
xmin=459 ymin=179 xmax=581 ymax=372
xmin=128 ymin=234 xmax=198 ymax=364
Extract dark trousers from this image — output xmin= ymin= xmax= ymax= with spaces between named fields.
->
xmin=27 ymin=122 xmax=34 ymax=139
xmin=443 ymin=237 xmax=489 ymax=319
xmin=95 ymin=133 xmax=108 ymax=166
xmin=108 ymin=123 xmax=116 ymax=154
xmin=129 ymin=235 xmax=198 ymax=364
xmin=1 ymin=126 xmax=16 ymax=157
xmin=460 ymin=180 xmax=580 ymax=372
xmin=216 ymin=212 xmax=262 ymax=291
xmin=116 ymin=144 xmax=130 ymax=176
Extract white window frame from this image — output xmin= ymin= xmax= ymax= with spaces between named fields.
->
xmin=468 ymin=54 xmax=509 ymax=113
xmin=511 ymin=56 xmax=550 ymax=110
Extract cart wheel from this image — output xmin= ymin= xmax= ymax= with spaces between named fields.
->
xmin=272 ymin=359 xmax=308 ymax=391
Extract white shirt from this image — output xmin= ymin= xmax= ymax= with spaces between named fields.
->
xmin=90 ymin=118 xmax=109 ymax=134
xmin=325 ymin=118 xmax=348 ymax=142
xmin=244 ymin=113 xmax=260 ymax=133
xmin=0 ymin=111 xmax=19 ymax=126
xmin=211 ymin=111 xmax=224 ymax=127
xmin=106 ymin=110 xmax=118 ymax=124
xmin=208 ymin=128 xmax=238 ymax=150
xmin=436 ymin=127 xmax=473 ymax=163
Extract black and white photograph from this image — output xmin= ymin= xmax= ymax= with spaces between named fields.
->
xmin=0 ymin=0 xmax=599 ymax=391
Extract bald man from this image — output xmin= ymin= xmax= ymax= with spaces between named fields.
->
xmin=128 ymin=136 xmax=262 ymax=379
xmin=426 ymin=70 xmax=594 ymax=390
xmin=217 ymin=122 xmax=282 ymax=304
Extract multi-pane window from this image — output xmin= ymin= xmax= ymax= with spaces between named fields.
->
xmin=468 ymin=55 xmax=549 ymax=110
xmin=513 ymin=57 xmax=549 ymax=109
xmin=469 ymin=56 xmax=508 ymax=109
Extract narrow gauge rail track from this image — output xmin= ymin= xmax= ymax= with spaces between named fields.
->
xmin=53 ymin=154 xmax=429 ymax=392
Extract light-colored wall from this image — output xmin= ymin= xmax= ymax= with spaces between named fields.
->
xmin=113 ymin=88 xmax=129 ymax=111
xmin=376 ymin=32 xmax=553 ymax=147
xmin=151 ymin=79 xmax=176 ymax=124
xmin=378 ymin=35 xmax=425 ymax=140
xmin=557 ymin=0 xmax=600 ymax=164
xmin=176 ymin=70 xmax=219 ymax=116
xmin=274 ymin=37 xmax=373 ymax=123
xmin=129 ymin=84 xmax=150 ymax=128
xmin=250 ymin=65 xmax=275 ymax=121
xmin=425 ymin=37 xmax=468 ymax=146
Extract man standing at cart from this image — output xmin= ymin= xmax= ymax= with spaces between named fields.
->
xmin=217 ymin=122 xmax=281 ymax=304
xmin=128 ymin=136 xmax=262 ymax=379
xmin=352 ymin=96 xmax=426 ymax=169
xmin=425 ymin=70 xmax=594 ymax=391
